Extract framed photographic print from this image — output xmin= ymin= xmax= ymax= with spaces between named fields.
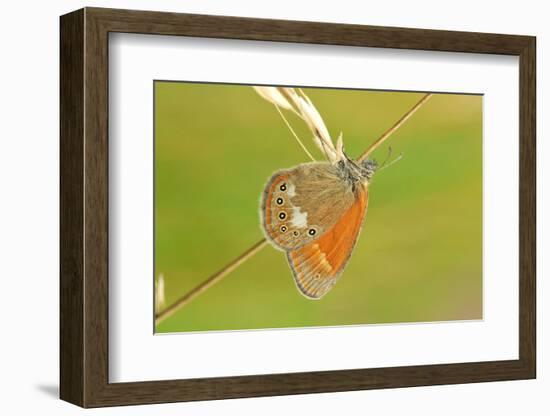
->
xmin=60 ymin=7 xmax=536 ymax=408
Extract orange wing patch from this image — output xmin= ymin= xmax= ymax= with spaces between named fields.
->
xmin=287 ymin=188 xmax=368 ymax=299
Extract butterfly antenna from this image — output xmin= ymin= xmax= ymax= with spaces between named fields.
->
xmin=377 ymin=152 xmax=403 ymax=173
xmin=273 ymin=104 xmax=316 ymax=162
xmin=379 ymin=146 xmax=393 ymax=168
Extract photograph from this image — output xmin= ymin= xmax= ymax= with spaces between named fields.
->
xmin=154 ymin=82 xmax=483 ymax=334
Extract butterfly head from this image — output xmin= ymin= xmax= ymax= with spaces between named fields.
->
xmin=359 ymin=159 xmax=378 ymax=182
xmin=337 ymin=155 xmax=378 ymax=187
xmin=357 ymin=147 xmax=403 ymax=183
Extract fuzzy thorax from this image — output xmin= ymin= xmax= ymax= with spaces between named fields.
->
xmin=336 ymin=157 xmax=378 ymax=187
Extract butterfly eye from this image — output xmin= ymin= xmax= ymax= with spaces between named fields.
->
xmin=278 ymin=211 xmax=287 ymax=220
xmin=276 ymin=197 xmax=284 ymax=205
xmin=280 ymin=225 xmax=287 ymax=233
xmin=308 ymin=228 xmax=317 ymax=236
xmin=279 ymin=183 xmax=287 ymax=192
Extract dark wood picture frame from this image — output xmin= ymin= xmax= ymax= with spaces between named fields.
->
xmin=60 ymin=7 xmax=536 ymax=408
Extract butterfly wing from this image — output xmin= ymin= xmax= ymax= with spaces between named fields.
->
xmin=261 ymin=162 xmax=356 ymax=251
xmin=286 ymin=186 xmax=368 ymax=299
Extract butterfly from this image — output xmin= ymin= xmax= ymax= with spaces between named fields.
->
xmin=255 ymin=87 xmax=383 ymax=299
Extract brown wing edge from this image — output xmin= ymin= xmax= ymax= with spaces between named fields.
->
xmin=259 ymin=170 xmax=289 ymax=252
xmin=286 ymin=250 xmax=337 ymax=300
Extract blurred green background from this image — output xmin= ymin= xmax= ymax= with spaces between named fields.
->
xmin=154 ymin=82 xmax=482 ymax=333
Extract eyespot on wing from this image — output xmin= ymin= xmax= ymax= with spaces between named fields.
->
xmin=260 ymin=162 xmax=357 ymax=251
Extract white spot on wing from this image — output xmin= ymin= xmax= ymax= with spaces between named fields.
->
xmin=290 ymin=206 xmax=308 ymax=228
xmin=287 ymin=183 xmax=296 ymax=197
